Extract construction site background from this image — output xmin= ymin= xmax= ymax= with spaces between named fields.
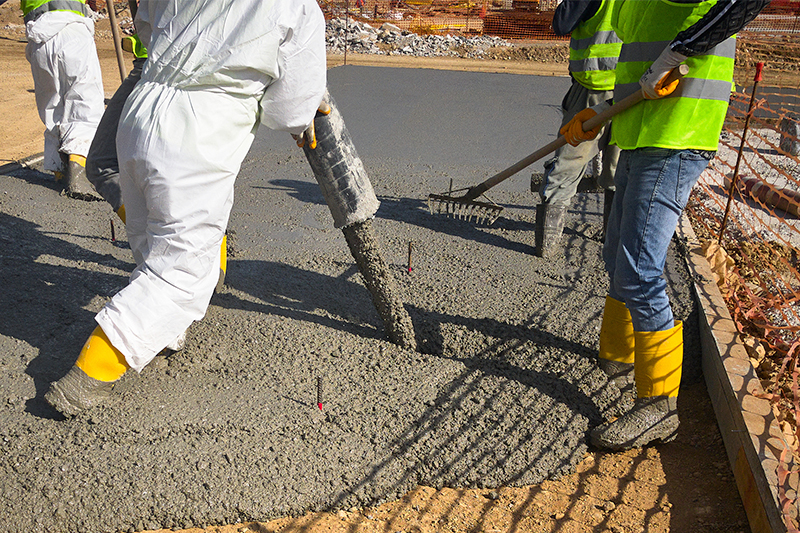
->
xmin=317 ymin=0 xmax=800 ymax=39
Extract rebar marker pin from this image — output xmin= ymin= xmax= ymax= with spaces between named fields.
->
xmin=407 ymin=241 xmax=413 ymax=273
xmin=316 ymin=375 xmax=323 ymax=410
xmin=110 ymin=219 xmax=116 ymax=242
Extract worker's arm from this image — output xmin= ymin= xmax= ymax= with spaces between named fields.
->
xmin=671 ymin=0 xmax=770 ymax=56
xmin=641 ymin=0 xmax=770 ymax=98
xmin=260 ymin=0 xmax=327 ymax=135
xmin=552 ymin=0 xmax=602 ymax=36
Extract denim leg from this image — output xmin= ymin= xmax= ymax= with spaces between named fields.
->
xmin=604 ymin=148 xmax=711 ymax=332
xmin=603 ymin=150 xmax=628 ymax=303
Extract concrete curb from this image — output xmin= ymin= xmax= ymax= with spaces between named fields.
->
xmin=676 ymin=214 xmax=798 ymax=533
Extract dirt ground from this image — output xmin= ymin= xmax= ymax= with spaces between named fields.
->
xmin=0 ymin=5 xmax=752 ymax=533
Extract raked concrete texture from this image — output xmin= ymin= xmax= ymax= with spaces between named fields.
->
xmin=0 ymin=66 xmax=702 ymax=532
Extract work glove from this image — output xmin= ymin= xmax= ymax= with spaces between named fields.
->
xmin=292 ymin=99 xmax=332 ymax=150
xmin=640 ymin=46 xmax=687 ymax=100
xmin=560 ymin=101 xmax=611 ymax=147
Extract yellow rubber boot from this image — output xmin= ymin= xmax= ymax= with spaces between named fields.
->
xmin=634 ymin=321 xmax=683 ymax=398
xmin=597 ymin=296 xmax=635 ymax=392
xmin=215 ymin=233 xmax=227 ymax=293
xmin=54 ymin=152 xmax=69 ymax=183
xmin=44 ymin=326 xmax=130 ymax=417
xmin=116 ymin=204 xmax=126 ymax=224
xmin=591 ymin=321 xmax=683 ymax=450
xmin=76 ymin=326 xmax=130 ymax=382
xmin=63 ymin=154 xmax=100 ymax=200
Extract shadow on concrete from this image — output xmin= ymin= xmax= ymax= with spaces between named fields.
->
xmin=215 ymin=259 xmax=385 ymax=342
xmin=0 ymin=212 xmax=132 ymax=419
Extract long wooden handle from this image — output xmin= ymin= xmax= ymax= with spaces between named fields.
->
xmin=106 ymin=0 xmax=127 ymax=83
xmin=461 ymin=64 xmax=690 ymax=202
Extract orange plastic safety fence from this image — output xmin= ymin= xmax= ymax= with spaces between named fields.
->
xmin=317 ymin=0 xmax=565 ymax=40
xmin=318 ymin=0 xmax=800 ymax=42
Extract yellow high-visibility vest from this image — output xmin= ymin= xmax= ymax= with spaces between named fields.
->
xmin=21 ymin=0 xmax=91 ymax=23
xmin=569 ymin=0 xmax=621 ymax=92
xmin=610 ymin=0 xmax=735 ymax=151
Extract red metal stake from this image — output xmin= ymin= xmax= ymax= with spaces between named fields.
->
xmin=317 ymin=375 xmax=323 ymax=410
xmin=719 ymin=62 xmax=764 ymax=244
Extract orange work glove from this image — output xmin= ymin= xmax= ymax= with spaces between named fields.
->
xmin=292 ymin=99 xmax=332 ymax=150
xmin=560 ymin=104 xmax=606 ymax=147
xmin=640 ymin=47 xmax=687 ymax=99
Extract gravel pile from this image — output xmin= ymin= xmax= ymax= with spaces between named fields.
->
xmin=326 ymin=17 xmax=512 ymax=58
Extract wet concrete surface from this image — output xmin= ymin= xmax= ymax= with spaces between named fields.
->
xmin=0 ymin=66 xmax=700 ymax=532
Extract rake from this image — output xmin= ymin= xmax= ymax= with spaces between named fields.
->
xmin=428 ymin=65 xmax=689 ymax=224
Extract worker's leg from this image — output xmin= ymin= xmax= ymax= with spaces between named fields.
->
xmin=87 ymin=57 xmax=146 ymax=216
xmin=55 ymin=22 xmax=104 ymax=161
xmin=25 ymin=37 xmax=63 ymax=174
xmin=598 ymin=130 xmax=620 ymax=237
xmin=56 ymin=22 xmax=104 ymax=200
xmin=99 ymin=83 xmax=256 ymax=371
xmin=594 ymin=147 xmax=712 ymax=449
xmin=86 ymin=57 xmax=227 ymax=292
xmin=45 ymin=84 xmax=257 ymax=416
xmin=535 ymin=81 xmax=612 ymax=257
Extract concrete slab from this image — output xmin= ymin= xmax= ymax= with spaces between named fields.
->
xmin=0 ymin=65 xmax=704 ymax=533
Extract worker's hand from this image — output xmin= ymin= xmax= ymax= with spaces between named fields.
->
xmin=559 ymin=101 xmax=610 ymax=146
xmin=121 ymin=36 xmax=134 ymax=54
xmin=640 ymin=47 xmax=687 ymax=100
xmin=292 ymin=99 xmax=332 ymax=150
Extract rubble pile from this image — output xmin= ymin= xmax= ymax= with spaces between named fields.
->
xmin=326 ymin=18 xmax=511 ymax=59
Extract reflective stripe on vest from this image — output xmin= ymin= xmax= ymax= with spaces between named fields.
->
xmin=569 ymin=0 xmax=621 ymax=91
xmin=610 ymin=0 xmax=735 ymax=151
xmin=23 ymin=0 xmax=90 ymax=23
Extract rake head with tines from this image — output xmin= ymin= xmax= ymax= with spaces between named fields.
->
xmin=426 ymin=66 xmax=691 ymax=228
xmin=427 ymin=189 xmax=503 ymax=225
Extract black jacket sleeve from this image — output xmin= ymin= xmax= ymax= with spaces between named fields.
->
xmin=552 ymin=0 xmax=603 ymax=36
xmin=671 ymin=0 xmax=771 ymax=56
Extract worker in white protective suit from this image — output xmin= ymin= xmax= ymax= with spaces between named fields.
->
xmin=44 ymin=0 xmax=327 ymax=417
xmin=22 ymin=0 xmax=104 ymax=200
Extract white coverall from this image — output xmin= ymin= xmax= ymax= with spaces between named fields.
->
xmin=25 ymin=10 xmax=104 ymax=172
xmin=95 ymin=0 xmax=327 ymax=372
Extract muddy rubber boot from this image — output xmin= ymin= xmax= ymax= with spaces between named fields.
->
xmin=44 ymin=366 xmax=117 ymax=417
xmin=215 ymin=233 xmax=227 ymax=293
xmin=598 ymin=296 xmax=634 ymax=393
xmin=590 ymin=396 xmax=679 ymax=450
xmin=63 ymin=154 xmax=100 ymax=201
xmin=45 ymin=325 xmax=129 ymax=417
xmin=602 ymin=189 xmax=615 ymax=242
xmin=534 ymin=203 xmax=567 ymax=258
xmin=591 ymin=321 xmax=683 ymax=450
xmin=53 ymin=152 xmax=69 ymax=188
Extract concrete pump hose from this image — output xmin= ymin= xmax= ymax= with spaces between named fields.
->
xmin=301 ymin=89 xmax=380 ymax=229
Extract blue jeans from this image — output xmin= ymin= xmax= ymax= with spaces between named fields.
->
xmin=604 ymin=148 xmax=712 ymax=332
